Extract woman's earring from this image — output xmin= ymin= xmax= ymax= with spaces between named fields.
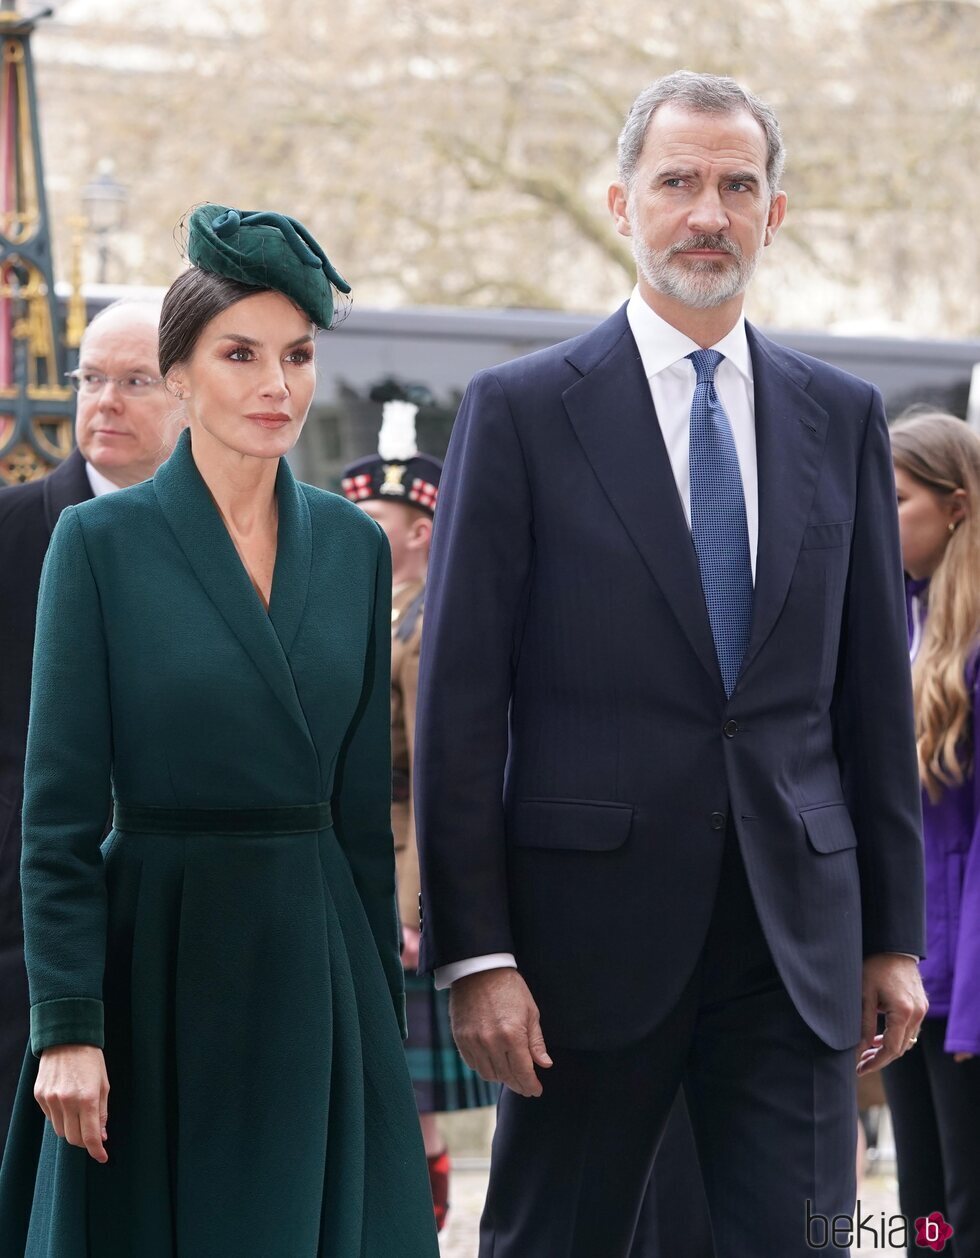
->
xmin=949 ymin=521 xmax=957 ymax=534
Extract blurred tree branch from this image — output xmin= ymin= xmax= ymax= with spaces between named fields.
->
xmin=36 ymin=0 xmax=980 ymax=333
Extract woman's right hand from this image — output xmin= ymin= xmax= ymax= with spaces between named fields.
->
xmin=34 ymin=1044 xmax=109 ymax=1163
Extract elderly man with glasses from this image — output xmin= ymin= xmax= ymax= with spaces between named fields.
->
xmin=0 ymin=299 xmax=181 ymax=1149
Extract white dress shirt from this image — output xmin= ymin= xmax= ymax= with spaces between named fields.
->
xmin=435 ymin=290 xmax=760 ymax=989
xmin=626 ymin=287 xmax=759 ymax=577
xmin=85 ymin=462 xmax=124 ymax=497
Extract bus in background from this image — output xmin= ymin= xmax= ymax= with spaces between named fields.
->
xmin=68 ymin=289 xmax=980 ymax=486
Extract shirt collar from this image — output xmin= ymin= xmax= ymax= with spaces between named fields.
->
xmin=626 ymin=286 xmax=753 ymax=383
xmin=85 ymin=461 xmax=125 ymax=497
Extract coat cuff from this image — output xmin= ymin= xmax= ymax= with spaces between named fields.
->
xmin=30 ymin=998 xmax=104 ymax=1057
xmin=862 ymin=942 xmax=925 ymax=960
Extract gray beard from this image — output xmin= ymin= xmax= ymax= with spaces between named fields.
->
xmin=632 ymin=234 xmax=760 ymax=310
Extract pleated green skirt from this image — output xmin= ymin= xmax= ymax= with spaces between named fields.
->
xmin=0 ymin=827 xmax=440 ymax=1257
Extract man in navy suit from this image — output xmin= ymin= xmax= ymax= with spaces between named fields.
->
xmin=415 ymin=72 xmax=928 ymax=1257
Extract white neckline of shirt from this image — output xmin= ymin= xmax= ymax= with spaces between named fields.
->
xmin=625 ymin=286 xmax=752 ymax=383
xmin=623 ymin=285 xmax=759 ymax=585
xmin=85 ymin=462 xmax=125 ymax=497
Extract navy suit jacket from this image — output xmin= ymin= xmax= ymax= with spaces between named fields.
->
xmin=415 ymin=305 xmax=925 ymax=1052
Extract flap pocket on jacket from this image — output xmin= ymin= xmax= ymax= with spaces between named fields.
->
xmin=511 ymin=798 xmax=634 ymax=851
xmin=801 ymin=803 xmax=858 ymax=853
xmin=801 ymin=520 xmax=853 ymax=549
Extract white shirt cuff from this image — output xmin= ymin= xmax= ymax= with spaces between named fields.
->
xmin=434 ymin=953 xmax=518 ymax=990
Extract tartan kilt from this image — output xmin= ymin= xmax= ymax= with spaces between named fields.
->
xmin=403 ymin=968 xmax=500 ymax=1114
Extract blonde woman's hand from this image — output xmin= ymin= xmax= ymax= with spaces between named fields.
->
xmin=34 ymin=1044 xmax=109 ymax=1163
xmin=954 ymin=1052 xmax=975 ymax=1063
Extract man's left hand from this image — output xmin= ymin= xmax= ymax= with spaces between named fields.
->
xmin=401 ymin=925 xmax=421 ymax=972
xmin=857 ymin=953 xmax=928 ymax=1075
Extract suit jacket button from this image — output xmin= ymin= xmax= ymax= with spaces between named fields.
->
xmin=723 ymin=720 xmax=739 ymax=738
xmin=710 ymin=812 xmax=726 ymax=831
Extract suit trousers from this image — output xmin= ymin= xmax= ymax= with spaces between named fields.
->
xmin=884 ymin=1016 xmax=980 ymax=1258
xmin=478 ymin=828 xmax=857 ymax=1258
xmin=629 ymin=1090 xmax=714 ymax=1258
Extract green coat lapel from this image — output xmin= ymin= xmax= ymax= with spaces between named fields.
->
xmin=268 ymin=457 xmax=312 ymax=658
xmin=153 ymin=431 xmax=311 ymax=736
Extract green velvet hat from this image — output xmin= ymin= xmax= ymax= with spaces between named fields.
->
xmin=187 ymin=204 xmax=351 ymax=329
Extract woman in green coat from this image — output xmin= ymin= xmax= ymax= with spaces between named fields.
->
xmin=0 ymin=206 xmax=440 ymax=1257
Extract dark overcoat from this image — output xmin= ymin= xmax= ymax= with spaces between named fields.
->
xmin=0 ymin=451 xmax=93 ymax=1144
xmin=0 ymin=432 xmax=438 ymax=1257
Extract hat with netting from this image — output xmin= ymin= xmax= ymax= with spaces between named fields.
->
xmin=187 ymin=204 xmax=351 ymax=328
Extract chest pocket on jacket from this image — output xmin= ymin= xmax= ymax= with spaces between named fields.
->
xmin=801 ymin=520 xmax=853 ymax=550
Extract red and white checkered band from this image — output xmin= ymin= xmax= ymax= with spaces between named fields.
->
xmin=408 ymin=478 xmax=438 ymax=510
xmin=341 ymin=473 xmax=373 ymax=502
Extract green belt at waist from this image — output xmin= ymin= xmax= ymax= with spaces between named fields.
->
xmin=112 ymin=801 xmax=333 ymax=836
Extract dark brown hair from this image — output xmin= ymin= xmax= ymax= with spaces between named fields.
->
xmin=158 ymin=269 xmax=272 ymax=377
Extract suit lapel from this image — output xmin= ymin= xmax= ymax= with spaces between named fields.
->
xmin=563 ymin=309 xmax=722 ymax=690
xmin=740 ymin=325 xmax=829 ymax=679
xmin=42 ymin=448 xmax=93 ymax=532
xmin=153 ymin=430 xmax=310 ymax=734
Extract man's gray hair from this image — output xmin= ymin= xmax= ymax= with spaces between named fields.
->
xmin=79 ymin=298 xmax=163 ymax=355
xmin=618 ymin=70 xmax=786 ymax=198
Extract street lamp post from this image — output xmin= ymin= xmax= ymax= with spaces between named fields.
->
xmin=0 ymin=0 xmax=78 ymax=483
xmin=82 ymin=161 xmax=127 ymax=285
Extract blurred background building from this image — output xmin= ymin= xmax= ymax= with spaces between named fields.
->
xmin=33 ymin=0 xmax=980 ymax=329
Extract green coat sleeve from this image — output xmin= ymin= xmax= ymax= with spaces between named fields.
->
xmin=331 ymin=530 xmax=406 ymax=1036
xmin=21 ymin=507 xmax=112 ymax=1055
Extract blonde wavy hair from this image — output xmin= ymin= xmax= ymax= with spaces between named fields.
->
xmin=890 ymin=413 xmax=980 ymax=801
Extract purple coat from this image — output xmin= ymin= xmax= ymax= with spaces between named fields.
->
xmin=908 ymin=577 xmax=980 ymax=1053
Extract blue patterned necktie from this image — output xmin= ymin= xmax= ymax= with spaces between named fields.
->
xmin=687 ymin=349 xmax=753 ymax=698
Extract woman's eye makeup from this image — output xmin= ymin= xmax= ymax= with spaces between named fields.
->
xmin=223 ymin=344 xmax=313 ymax=363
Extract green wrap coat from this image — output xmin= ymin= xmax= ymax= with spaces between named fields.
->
xmin=0 ymin=431 xmax=439 ymax=1257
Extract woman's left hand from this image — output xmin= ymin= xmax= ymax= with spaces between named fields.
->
xmin=953 ymin=1052 xmax=975 ymax=1062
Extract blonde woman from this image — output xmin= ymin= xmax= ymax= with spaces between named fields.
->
xmin=886 ymin=413 xmax=980 ymax=1254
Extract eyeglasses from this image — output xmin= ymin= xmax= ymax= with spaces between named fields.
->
xmin=67 ymin=370 xmax=163 ymax=398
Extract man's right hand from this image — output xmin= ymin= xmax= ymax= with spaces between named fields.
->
xmin=449 ymin=968 xmax=552 ymax=1097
